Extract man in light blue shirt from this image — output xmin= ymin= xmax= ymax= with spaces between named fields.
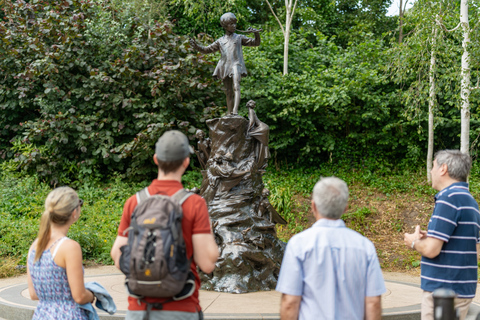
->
xmin=276 ymin=177 xmax=386 ymax=320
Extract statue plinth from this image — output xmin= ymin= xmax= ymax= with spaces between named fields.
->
xmin=198 ymin=114 xmax=285 ymax=293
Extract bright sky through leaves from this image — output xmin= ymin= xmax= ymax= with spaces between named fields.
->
xmin=387 ymin=0 xmax=416 ymax=16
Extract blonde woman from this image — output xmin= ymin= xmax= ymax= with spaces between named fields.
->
xmin=27 ymin=186 xmax=94 ymax=319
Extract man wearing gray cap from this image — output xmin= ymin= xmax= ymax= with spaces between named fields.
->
xmin=111 ymin=130 xmax=218 ymax=319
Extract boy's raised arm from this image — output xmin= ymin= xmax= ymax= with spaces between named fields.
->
xmin=241 ymin=27 xmax=261 ymax=47
xmin=190 ymin=38 xmax=220 ymax=54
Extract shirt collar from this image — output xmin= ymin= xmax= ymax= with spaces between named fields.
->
xmin=312 ymin=218 xmax=346 ymax=228
xmin=435 ymin=181 xmax=469 ymax=199
xmin=151 ymin=179 xmax=183 ymax=188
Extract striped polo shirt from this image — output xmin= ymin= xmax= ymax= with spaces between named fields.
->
xmin=421 ymin=182 xmax=480 ymax=298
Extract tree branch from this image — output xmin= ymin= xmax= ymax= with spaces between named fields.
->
xmin=436 ymin=17 xmax=461 ymax=33
xmin=402 ymin=0 xmax=409 ymax=14
xmin=265 ymin=0 xmax=285 ymax=35
xmin=290 ymin=0 xmax=299 ymax=20
xmin=403 ymin=26 xmax=418 ymax=38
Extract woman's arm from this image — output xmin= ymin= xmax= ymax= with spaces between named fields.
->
xmin=26 ymin=243 xmax=39 ymax=300
xmin=58 ymin=240 xmax=95 ymax=304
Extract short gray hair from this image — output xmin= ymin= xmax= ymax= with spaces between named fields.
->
xmin=312 ymin=177 xmax=349 ymax=219
xmin=435 ymin=150 xmax=471 ymax=182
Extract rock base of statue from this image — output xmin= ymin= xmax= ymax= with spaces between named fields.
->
xmin=198 ymin=114 xmax=285 ymax=293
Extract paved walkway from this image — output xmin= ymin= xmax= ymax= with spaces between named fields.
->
xmin=1 ymin=266 xmax=480 ymax=319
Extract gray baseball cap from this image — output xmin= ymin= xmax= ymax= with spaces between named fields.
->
xmin=155 ymin=130 xmax=194 ymax=162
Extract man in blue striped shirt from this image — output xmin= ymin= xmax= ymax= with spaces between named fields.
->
xmin=277 ymin=177 xmax=386 ymax=320
xmin=404 ymin=150 xmax=480 ymax=320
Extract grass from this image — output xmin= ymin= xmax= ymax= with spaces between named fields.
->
xmin=0 ymin=169 xmax=204 ymax=278
xmin=0 ymin=257 xmax=24 ymax=278
xmin=263 ymin=162 xmax=472 ymax=273
xmin=3 ymin=162 xmax=480 ymax=277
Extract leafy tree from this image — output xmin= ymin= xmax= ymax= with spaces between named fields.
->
xmin=170 ymin=0 xmax=396 ymax=46
xmin=241 ymin=29 xmax=415 ymax=168
xmin=433 ymin=0 xmax=479 ymax=154
xmin=390 ymin=0 xmax=480 ymax=164
xmin=0 ymin=0 xmax=223 ymax=184
xmin=265 ymin=0 xmax=298 ymax=75
xmin=297 ymin=0 xmax=396 ymax=47
xmin=388 ymin=0 xmax=456 ymax=180
xmin=398 ymin=0 xmax=412 ymax=43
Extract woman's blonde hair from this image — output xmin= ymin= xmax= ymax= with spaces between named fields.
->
xmin=35 ymin=187 xmax=80 ymax=262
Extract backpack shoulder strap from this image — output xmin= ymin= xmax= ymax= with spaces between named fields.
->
xmin=169 ymin=189 xmax=193 ymax=243
xmin=171 ymin=188 xmax=193 ymax=206
xmin=135 ymin=187 xmax=150 ymax=205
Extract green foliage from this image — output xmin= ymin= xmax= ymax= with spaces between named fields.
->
xmin=0 ymin=171 xmax=145 ymax=268
xmin=342 ymin=207 xmax=373 ymax=235
xmin=291 ymin=0 xmax=396 ymax=47
xmin=269 ymin=185 xmax=293 ymax=219
xmin=264 ymin=163 xmax=434 ymax=201
xmin=2 ymin=0 xmax=479 ymax=183
xmin=411 ymin=260 xmax=421 ymax=268
xmin=241 ymin=29 xmax=420 ymax=167
xmin=170 ymin=0 xmax=238 ymax=38
xmin=0 ymin=162 xmax=473 ymax=273
xmin=263 ymin=163 xmax=434 ymax=241
xmin=181 ymin=169 xmax=203 ymax=189
xmin=0 ymin=0 xmax=223 ymax=184
xmin=169 ymin=0 xmax=396 ymax=48
xmin=111 ymin=0 xmax=168 ymax=26
xmin=0 ymin=174 xmax=48 ymax=264
xmin=388 ymin=0 xmax=480 ymax=157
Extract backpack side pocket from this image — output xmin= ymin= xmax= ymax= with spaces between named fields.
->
xmin=119 ymin=244 xmax=131 ymax=276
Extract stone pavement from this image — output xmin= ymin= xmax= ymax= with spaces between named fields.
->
xmin=1 ymin=266 xmax=480 ymax=320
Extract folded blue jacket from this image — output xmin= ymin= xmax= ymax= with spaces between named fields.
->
xmin=78 ymin=281 xmax=117 ymax=320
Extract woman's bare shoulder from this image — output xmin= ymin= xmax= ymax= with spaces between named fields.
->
xmin=62 ymin=238 xmax=81 ymax=251
xmin=29 ymin=239 xmax=38 ymax=251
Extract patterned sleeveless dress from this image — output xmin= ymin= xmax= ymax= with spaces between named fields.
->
xmin=27 ymin=237 xmax=89 ymax=320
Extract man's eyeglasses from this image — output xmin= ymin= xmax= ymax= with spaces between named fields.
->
xmin=78 ymin=199 xmax=84 ymax=207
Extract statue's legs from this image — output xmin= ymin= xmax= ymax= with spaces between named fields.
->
xmin=232 ymin=70 xmax=241 ymax=115
xmin=223 ymin=77 xmax=234 ymax=115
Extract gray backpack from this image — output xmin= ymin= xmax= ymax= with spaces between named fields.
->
xmin=119 ymin=188 xmax=194 ymax=302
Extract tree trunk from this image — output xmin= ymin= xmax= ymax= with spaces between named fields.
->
xmin=427 ymin=27 xmax=437 ymax=182
xmin=265 ymin=0 xmax=297 ymax=76
xmin=283 ymin=0 xmax=292 ymax=75
xmin=460 ymin=0 xmax=470 ymax=154
xmin=283 ymin=26 xmax=290 ymax=75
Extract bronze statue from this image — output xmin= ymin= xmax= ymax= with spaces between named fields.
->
xmin=206 ymin=151 xmax=249 ymax=195
xmin=247 ymin=100 xmax=270 ymax=170
xmin=206 ymin=151 xmax=224 ymax=190
xmin=195 ymin=129 xmax=211 ymax=170
xmin=190 ymin=12 xmax=261 ymax=115
xmin=258 ymin=188 xmax=287 ymax=225
xmin=189 ymin=187 xmax=200 ymax=194
xmin=190 ymin=26 xmax=285 ymax=290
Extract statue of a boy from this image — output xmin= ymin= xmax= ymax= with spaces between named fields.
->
xmin=190 ymin=12 xmax=261 ymax=115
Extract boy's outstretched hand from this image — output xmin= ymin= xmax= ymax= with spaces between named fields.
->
xmin=189 ymin=38 xmax=199 ymax=50
xmin=246 ymin=27 xmax=263 ymax=33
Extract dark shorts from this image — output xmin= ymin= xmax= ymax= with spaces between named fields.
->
xmin=126 ymin=310 xmax=203 ymax=320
